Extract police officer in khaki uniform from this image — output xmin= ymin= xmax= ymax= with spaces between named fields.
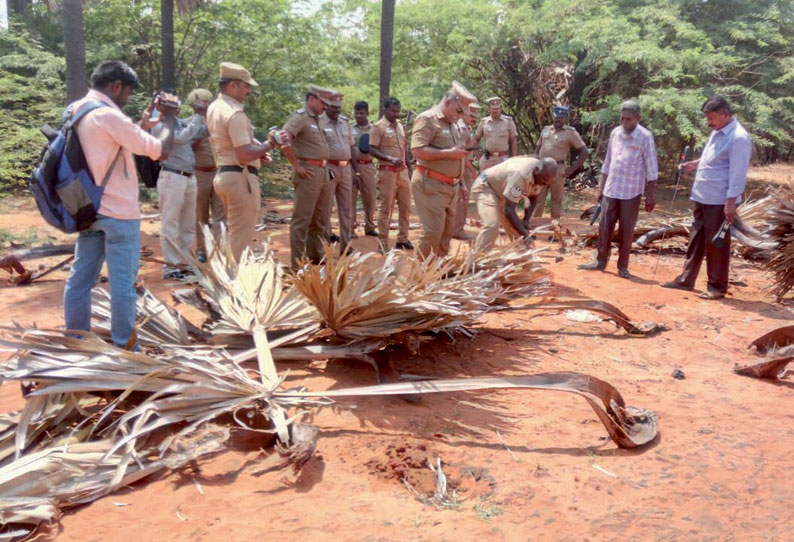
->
xmin=472 ymin=156 xmax=558 ymax=252
xmin=452 ymin=102 xmax=481 ymax=240
xmin=188 ymin=88 xmax=225 ymax=262
xmin=281 ymin=84 xmax=336 ymax=268
xmin=410 ymin=81 xmax=477 ymax=259
xmin=320 ymin=93 xmax=356 ymax=253
xmin=475 ymin=97 xmax=518 ymax=172
xmin=369 ymin=96 xmax=413 ymax=251
xmin=207 ymin=63 xmax=284 ymax=264
xmin=534 ymin=105 xmax=589 ymax=221
xmin=351 ymin=101 xmax=378 ymax=237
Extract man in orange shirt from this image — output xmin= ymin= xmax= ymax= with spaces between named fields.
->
xmin=64 ymin=60 xmax=178 ymax=348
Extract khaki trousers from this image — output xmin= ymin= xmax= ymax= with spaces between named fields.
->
xmin=377 ymin=167 xmax=411 ymax=247
xmin=452 ymin=168 xmax=475 ymax=235
xmin=290 ymin=164 xmax=332 ymax=268
xmin=533 ymin=164 xmax=565 ymax=219
xmin=410 ymin=171 xmax=457 ymax=258
xmin=472 ymin=178 xmax=520 ymax=253
xmin=325 ymin=163 xmax=353 ymax=250
xmin=213 ymin=170 xmax=261 ymax=263
xmin=157 ymin=170 xmax=197 ymax=268
xmin=194 ymin=168 xmax=226 ymax=255
xmin=352 ymin=162 xmax=378 ymax=232
xmin=479 ymin=154 xmax=507 ymax=172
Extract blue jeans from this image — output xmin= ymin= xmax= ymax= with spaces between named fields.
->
xmin=63 ymin=216 xmax=141 ymax=348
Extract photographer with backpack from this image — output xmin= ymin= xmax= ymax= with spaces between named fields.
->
xmin=62 ymin=60 xmax=178 ymax=349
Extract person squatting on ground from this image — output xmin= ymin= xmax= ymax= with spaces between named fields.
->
xmin=662 ymin=95 xmax=752 ymax=300
xmin=369 ymin=97 xmax=413 ymax=251
xmin=188 ymin=88 xmax=226 ymax=263
xmin=579 ymin=100 xmax=658 ymax=279
xmin=207 ymin=62 xmax=286 ymax=264
xmin=351 ymin=101 xmax=378 ymax=238
xmin=472 ymin=156 xmax=558 ymax=253
xmin=534 ymin=105 xmax=589 ymax=223
xmin=63 ymin=60 xmax=178 ymax=348
xmin=150 ymin=92 xmax=209 ymax=279
xmin=410 ymin=81 xmax=477 ymax=259
xmin=281 ymin=84 xmax=337 ymax=269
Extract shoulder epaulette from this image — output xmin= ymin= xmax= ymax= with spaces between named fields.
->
xmin=295 ymin=108 xmax=305 ymax=114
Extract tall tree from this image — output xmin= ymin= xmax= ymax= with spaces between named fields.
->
xmin=61 ymin=0 xmax=87 ymax=104
xmin=378 ymin=0 xmax=394 ymax=116
xmin=160 ymin=0 xmax=175 ymax=91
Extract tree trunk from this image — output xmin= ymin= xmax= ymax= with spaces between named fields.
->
xmin=160 ymin=0 xmax=175 ymax=91
xmin=378 ymin=0 xmax=395 ymax=117
xmin=0 ymin=0 xmax=8 ymax=31
xmin=8 ymin=0 xmax=25 ymax=15
xmin=61 ymin=0 xmax=87 ymax=104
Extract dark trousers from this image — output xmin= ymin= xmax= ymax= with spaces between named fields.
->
xmin=596 ymin=195 xmax=641 ymax=270
xmin=677 ymin=202 xmax=730 ymax=293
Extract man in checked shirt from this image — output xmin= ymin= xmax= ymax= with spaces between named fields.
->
xmin=579 ymin=100 xmax=658 ymax=278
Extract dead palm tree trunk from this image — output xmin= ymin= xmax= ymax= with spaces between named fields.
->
xmin=61 ymin=0 xmax=87 ymax=104
xmin=160 ymin=0 xmax=175 ymax=91
xmin=378 ymin=0 xmax=395 ymax=117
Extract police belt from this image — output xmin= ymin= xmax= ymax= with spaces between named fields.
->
xmin=194 ymin=165 xmax=217 ymax=173
xmin=161 ymin=166 xmax=193 ymax=177
xmin=357 ymin=158 xmax=374 ymax=164
xmin=298 ymin=158 xmax=327 ymax=167
xmin=416 ymin=165 xmax=459 ymax=185
xmin=378 ymin=164 xmax=404 ymax=172
xmin=218 ymin=165 xmax=258 ymax=176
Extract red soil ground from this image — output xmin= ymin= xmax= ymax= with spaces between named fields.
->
xmin=1 ymin=165 xmax=793 ymax=541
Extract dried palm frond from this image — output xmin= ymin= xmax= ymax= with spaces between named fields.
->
xmin=0 ymin=324 xmax=659 ymax=535
xmin=285 ymin=371 xmax=658 ymax=449
xmin=187 ymin=232 xmax=319 ymax=345
xmin=761 ymin=190 xmax=794 ymax=300
xmin=447 ymin=240 xmax=552 ymax=301
xmin=290 ymin=247 xmax=500 ymax=340
xmin=92 ymin=286 xmax=200 ymax=346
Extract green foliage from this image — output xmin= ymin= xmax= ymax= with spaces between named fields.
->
xmin=0 ymin=25 xmax=65 ymax=191
xmin=3 ymin=0 xmax=794 ymax=192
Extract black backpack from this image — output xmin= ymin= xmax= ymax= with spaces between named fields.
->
xmin=134 ymin=154 xmax=161 ymax=189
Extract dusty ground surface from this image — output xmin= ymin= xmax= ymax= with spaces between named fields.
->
xmin=1 ymin=165 xmax=793 ymax=542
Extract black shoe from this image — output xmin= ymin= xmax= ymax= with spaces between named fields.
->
xmin=196 ymin=252 xmax=207 ymax=263
xmin=365 ymin=229 xmax=378 ymax=237
xmin=618 ymin=268 xmax=631 ymax=279
xmin=578 ymin=262 xmax=605 ymax=271
xmin=661 ymin=280 xmax=693 ymax=291
xmin=329 ymin=233 xmax=340 ymax=243
xmin=164 ymin=269 xmax=185 ymax=280
xmin=395 ymin=241 xmax=414 ymax=251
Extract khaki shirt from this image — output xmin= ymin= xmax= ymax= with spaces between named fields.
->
xmin=538 ymin=125 xmax=586 ymax=162
xmin=320 ymin=114 xmax=353 ymax=161
xmin=411 ymin=106 xmax=463 ymax=178
xmin=206 ymin=93 xmax=260 ymax=168
xmin=476 ymin=115 xmax=517 ymax=153
xmin=283 ymin=107 xmax=330 ymax=161
xmin=481 ymin=156 xmax=540 ymax=203
xmin=352 ymin=122 xmax=373 ymax=161
xmin=193 ymin=136 xmax=215 ymax=168
xmin=370 ymin=117 xmax=406 ymax=160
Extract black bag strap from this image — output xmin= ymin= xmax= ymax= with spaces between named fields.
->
xmin=99 ymin=147 xmax=123 ymax=189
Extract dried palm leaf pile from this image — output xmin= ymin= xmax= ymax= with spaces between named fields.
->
xmin=734 ymin=325 xmax=794 ymax=381
xmin=0 ymin=236 xmax=664 ymax=537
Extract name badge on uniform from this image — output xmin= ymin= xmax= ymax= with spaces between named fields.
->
xmin=386 ymin=128 xmax=395 ymax=134
xmin=324 ymin=128 xmax=333 ymax=133
xmin=442 ymin=129 xmax=450 ymax=135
